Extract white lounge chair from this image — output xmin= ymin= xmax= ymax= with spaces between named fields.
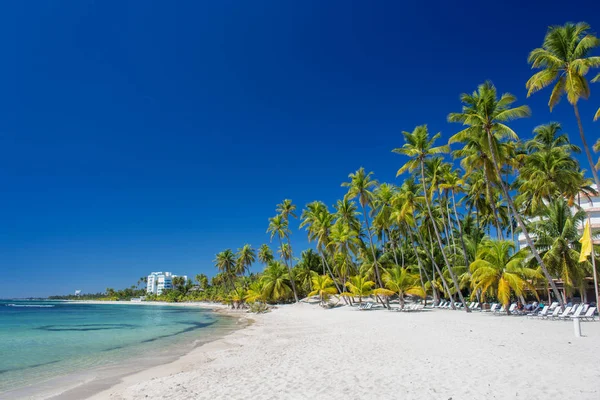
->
xmin=552 ymin=306 xmax=572 ymax=320
xmin=470 ymin=302 xmax=480 ymax=311
xmin=580 ymin=307 xmax=597 ymax=321
xmin=548 ymin=301 xmax=559 ymax=311
xmin=528 ymin=305 xmax=548 ymax=318
xmin=544 ymin=307 xmax=562 ymax=320
xmin=494 ymin=305 xmax=506 ymax=314
xmin=484 ymin=303 xmax=498 ymax=313
xmin=565 ymin=305 xmax=584 ymax=320
xmin=581 ymin=304 xmax=590 ymax=314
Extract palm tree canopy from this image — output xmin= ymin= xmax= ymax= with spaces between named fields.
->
xmin=392 ymin=125 xmax=449 ymax=176
xmin=258 ymin=244 xmax=274 ymax=265
xmin=276 ymin=199 xmax=297 ymax=221
xmin=261 ymin=261 xmax=292 ymax=301
xmin=341 ymin=167 xmax=378 ymax=209
xmin=527 ymin=22 xmax=600 ymax=108
xmin=469 ymin=240 xmax=541 ymax=306
xmin=267 ymin=215 xmax=289 ymax=241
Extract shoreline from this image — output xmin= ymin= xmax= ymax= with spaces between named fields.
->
xmin=0 ymin=301 xmax=249 ymax=400
xmin=85 ymin=302 xmax=599 ymax=400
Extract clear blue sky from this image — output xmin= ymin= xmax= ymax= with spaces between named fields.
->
xmin=2 ymin=1 xmax=600 ymax=298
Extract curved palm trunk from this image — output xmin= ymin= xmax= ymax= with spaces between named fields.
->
xmin=483 ymin=164 xmax=504 ymax=240
xmin=484 ymin=127 xmax=564 ymax=308
xmin=416 ymin=223 xmax=455 ymax=306
xmin=319 ymin=249 xmax=347 ymax=305
xmin=406 ymin=225 xmax=431 ymax=299
xmin=420 ymin=161 xmax=470 ymax=312
xmin=360 ymin=202 xmax=384 ymax=288
xmin=279 ymin=237 xmax=299 ymax=302
xmin=573 ymin=104 xmax=600 ymax=189
xmin=406 ymin=225 xmax=432 ymax=305
xmin=451 ymin=190 xmax=481 ymax=303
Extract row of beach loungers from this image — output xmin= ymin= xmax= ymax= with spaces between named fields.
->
xmin=435 ymin=300 xmax=598 ymax=321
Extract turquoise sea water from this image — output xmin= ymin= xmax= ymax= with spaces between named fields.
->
xmin=0 ymin=300 xmax=237 ymax=395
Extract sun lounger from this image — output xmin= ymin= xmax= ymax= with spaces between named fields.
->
xmin=548 ymin=301 xmax=559 ymax=311
xmin=580 ymin=307 xmax=597 ymax=321
xmin=581 ymin=304 xmax=589 ymax=314
xmin=552 ymin=306 xmax=572 ymax=320
xmin=494 ymin=305 xmax=505 ymax=314
xmin=528 ymin=305 xmax=548 ymax=318
xmin=484 ymin=303 xmax=498 ymax=313
xmin=543 ymin=306 xmax=562 ymax=320
xmin=564 ymin=305 xmax=584 ymax=320
xmin=470 ymin=302 xmax=480 ymax=311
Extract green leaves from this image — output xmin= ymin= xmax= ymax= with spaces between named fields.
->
xmin=527 ymin=22 xmax=600 ymax=106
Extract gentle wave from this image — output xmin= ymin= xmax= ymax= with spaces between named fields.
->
xmin=7 ymin=304 xmax=55 ymax=308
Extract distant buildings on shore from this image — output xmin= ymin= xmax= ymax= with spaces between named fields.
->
xmin=146 ymin=272 xmax=188 ymax=295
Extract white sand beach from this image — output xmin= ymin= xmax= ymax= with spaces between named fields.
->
xmin=83 ymin=302 xmax=600 ymax=400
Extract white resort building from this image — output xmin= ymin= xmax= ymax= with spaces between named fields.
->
xmin=146 ymin=272 xmax=188 ymax=295
xmin=517 ymin=185 xmax=600 ymax=249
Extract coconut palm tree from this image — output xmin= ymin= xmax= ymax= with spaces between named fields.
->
xmin=382 ymin=266 xmax=425 ymax=309
xmin=328 ymin=219 xmax=360 ymax=282
xmin=258 ymin=244 xmax=274 ymax=266
xmin=334 ymin=196 xmax=362 ymax=234
xmin=300 ymin=201 xmax=345 ymax=296
xmin=276 ymin=199 xmax=299 ymax=270
xmin=195 ymin=274 xmax=209 ymax=290
xmin=261 ymin=261 xmax=292 ymax=302
xmin=526 ymin=22 xmax=600 ymax=189
xmin=214 ymin=249 xmax=237 ymax=290
xmin=245 ymin=280 xmax=267 ymax=303
xmin=393 ymin=125 xmax=469 ymax=311
xmin=342 ymin=274 xmax=376 ymax=304
xmin=236 ymin=244 xmax=256 ymax=276
xmin=530 ymin=199 xmax=592 ymax=299
xmin=470 ymin=239 xmax=541 ymax=314
xmin=595 ymin=137 xmax=600 ymax=168
xmin=448 ymin=81 xmax=565 ymax=308
xmin=308 ymin=275 xmax=338 ymax=305
xmin=342 ymin=168 xmax=384 ymax=288
xmin=267 ymin=215 xmax=299 ymax=302
xmin=517 ymin=123 xmax=585 ymax=214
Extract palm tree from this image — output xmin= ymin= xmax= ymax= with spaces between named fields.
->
xmin=300 ymin=201 xmax=345 ymax=297
xmin=595 ymin=137 xmax=600 ymax=169
xmin=382 ymin=266 xmax=425 ymax=309
xmin=531 ymin=199 xmax=592 ymax=299
xmin=195 ymin=273 xmax=209 ymax=290
xmin=236 ymin=244 xmax=256 ymax=276
xmin=328 ymin=220 xmax=360 ymax=283
xmin=214 ymin=249 xmax=237 ymax=290
xmin=334 ymin=196 xmax=362 ymax=234
xmin=526 ymin=22 xmax=600 ymax=189
xmin=258 ymin=244 xmax=274 ymax=265
xmin=245 ymin=280 xmax=267 ymax=303
xmin=448 ymin=81 xmax=565 ymax=308
xmin=470 ymin=239 xmax=541 ymax=314
xmin=261 ymin=261 xmax=292 ymax=302
xmin=342 ymin=274 xmax=376 ymax=304
xmin=342 ymin=168 xmax=383 ymax=288
xmin=267 ymin=215 xmax=299 ymax=302
xmin=308 ymin=275 xmax=338 ymax=305
xmin=517 ymin=123 xmax=585 ymax=214
xmin=393 ymin=125 xmax=470 ymax=311
xmin=276 ymin=199 xmax=299 ymax=271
